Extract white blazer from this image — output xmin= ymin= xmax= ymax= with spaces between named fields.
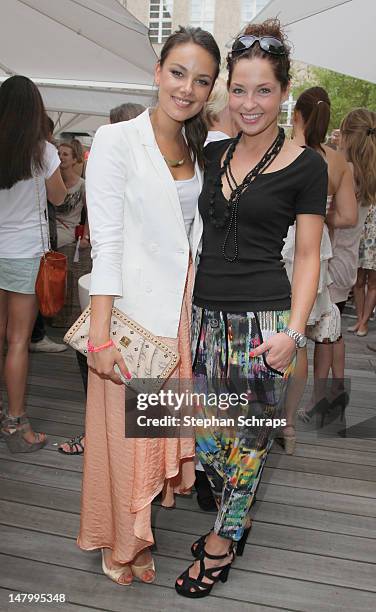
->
xmin=86 ymin=109 xmax=203 ymax=338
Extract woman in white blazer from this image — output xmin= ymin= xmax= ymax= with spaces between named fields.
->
xmin=77 ymin=27 xmax=220 ymax=586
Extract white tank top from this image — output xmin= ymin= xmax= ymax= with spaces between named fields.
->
xmin=175 ymin=172 xmax=200 ymax=237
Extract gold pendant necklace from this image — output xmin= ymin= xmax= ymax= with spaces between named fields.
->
xmin=163 ymin=155 xmax=185 ymax=168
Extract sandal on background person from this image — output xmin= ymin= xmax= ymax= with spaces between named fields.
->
xmin=356 ymin=327 xmax=368 ymax=337
xmin=0 ymin=397 xmax=6 ymax=439
xmin=347 ymin=323 xmax=359 ymax=333
xmin=282 ymin=424 xmax=297 ymax=455
xmin=1 ymin=414 xmax=47 ymax=453
xmin=58 ymin=433 xmax=85 ymax=455
xmin=275 ymin=423 xmax=297 ymax=455
xmin=297 ymin=397 xmax=331 ymax=424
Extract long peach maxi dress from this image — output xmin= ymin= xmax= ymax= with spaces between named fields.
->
xmin=77 ymin=265 xmax=195 ymax=563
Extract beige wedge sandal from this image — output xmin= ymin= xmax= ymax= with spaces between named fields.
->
xmin=101 ymin=549 xmax=133 ymax=586
xmin=131 ymin=558 xmax=156 ymax=583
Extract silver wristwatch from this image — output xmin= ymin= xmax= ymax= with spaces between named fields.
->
xmin=283 ymin=327 xmax=307 ymax=348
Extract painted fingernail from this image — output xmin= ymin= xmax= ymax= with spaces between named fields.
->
xmin=125 ymin=371 xmax=132 ymax=380
xmin=250 ymin=351 xmax=255 ymax=357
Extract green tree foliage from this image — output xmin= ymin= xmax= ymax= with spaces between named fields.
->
xmin=292 ymin=66 xmax=376 ymax=130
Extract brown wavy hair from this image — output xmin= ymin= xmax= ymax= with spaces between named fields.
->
xmin=227 ymin=19 xmax=291 ymax=90
xmin=58 ymin=139 xmax=84 ymax=164
xmin=294 ymin=87 xmax=331 ymax=153
xmin=0 ymin=75 xmax=48 ymax=189
xmin=159 ymin=26 xmax=221 ymax=168
xmin=340 ymin=108 xmax=376 ymax=206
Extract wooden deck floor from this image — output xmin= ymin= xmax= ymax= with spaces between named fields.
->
xmin=1 ymin=315 xmax=376 ymax=612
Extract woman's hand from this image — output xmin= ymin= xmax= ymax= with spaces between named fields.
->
xmin=87 ymin=344 xmax=131 ymax=385
xmin=251 ymin=332 xmax=296 ymax=373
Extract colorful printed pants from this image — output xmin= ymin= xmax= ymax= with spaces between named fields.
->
xmin=192 ymin=306 xmax=295 ymax=541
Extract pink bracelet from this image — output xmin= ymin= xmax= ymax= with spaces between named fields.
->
xmin=87 ymin=339 xmax=115 ymax=353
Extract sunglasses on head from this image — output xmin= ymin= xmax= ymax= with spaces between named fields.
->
xmin=230 ymin=35 xmax=286 ymax=57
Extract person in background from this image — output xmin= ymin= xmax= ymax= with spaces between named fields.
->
xmin=57 ymin=103 xmax=146 ymax=455
xmin=347 ymin=200 xmax=376 ymax=336
xmin=0 ymin=76 xmax=66 ymax=452
xmin=204 ymin=76 xmax=237 ymax=144
xmin=109 ymin=102 xmax=146 ymax=124
xmin=323 ymin=108 xmax=376 ymax=411
xmin=281 ymin=87 xmax=357 ymax=443
xmin=57 ymin=140 xmax=88 ymax=248
xmin=326 ymin=128 xmax=341 ymax=150
xmin=51 ymin=140 xmax=91 ymax=328
xmin=30 ymin=115 xmax=68 ymax=353
xmin=71 ymin=138 xmax=86 ymax=179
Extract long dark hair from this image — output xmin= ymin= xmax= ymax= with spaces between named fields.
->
xmin=0 ymin=75 xmax=48 ymax=190
xmin=159 ymin=26 xmax=221 ymax=168
xmin=59 ymin=140 xmax=84 ymax=164
xmin=294 ymin=87 xmax=331 ymax=152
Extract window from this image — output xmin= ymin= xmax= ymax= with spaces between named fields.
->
xmin=241 ymin=0 xmax=268 ymax=26
xmin=149 ymin=1 xmax=173 ymax=44
xmin=190 ymin=0 xmax=215 ymax=34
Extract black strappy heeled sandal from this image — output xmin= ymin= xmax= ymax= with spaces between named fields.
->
xmin=175 ymin=545 xmax=234 ymax=599
xmin=191 ymin=531 xmax=211 ymax=558
xmin=191 ymin=522 xmax=252 ymax=559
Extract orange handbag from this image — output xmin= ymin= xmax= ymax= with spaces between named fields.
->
xmin=36 ymin=250 xmax=67 ymax=317
xmin=35 ymin=178 xmax=67 ymax=317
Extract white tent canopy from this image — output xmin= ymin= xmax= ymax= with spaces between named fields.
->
xmin=0 ymin=0 xmax=158 ymax=133
xmin=255 ymin=0 xmax=376 ymax=84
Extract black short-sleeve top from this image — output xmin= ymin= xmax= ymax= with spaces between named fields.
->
xmin=193 ymin=139 xmax=328 ymax=312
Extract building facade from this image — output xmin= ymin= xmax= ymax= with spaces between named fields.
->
xmin=119 ymin=1 xmax=296 ymax=125
xmin=120 ymin=0 xmax=269 ymax=59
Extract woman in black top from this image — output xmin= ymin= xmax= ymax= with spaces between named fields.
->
xmin=176 ymin=19 xmax=327 ymax=598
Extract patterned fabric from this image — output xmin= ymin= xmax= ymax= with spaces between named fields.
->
xmin=359 ymin=203 xmax=376 ymax=271
xmin=306 ymin=302 xmax=341 ymax=343
xmin=56 ymin=178 xmax=85 ymax=248
xmin=191 ymin=306 xmax=294 ymax=541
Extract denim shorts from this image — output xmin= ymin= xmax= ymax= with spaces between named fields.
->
xmin=0 ymin=257 xmax=40 ymax=294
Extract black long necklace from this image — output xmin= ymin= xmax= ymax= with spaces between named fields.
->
xmin=209 ymin=127 xmax=285 ymax=262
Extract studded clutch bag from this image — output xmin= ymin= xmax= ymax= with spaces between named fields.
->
xmin=63 ymin=305 xmax=179 ymax=393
